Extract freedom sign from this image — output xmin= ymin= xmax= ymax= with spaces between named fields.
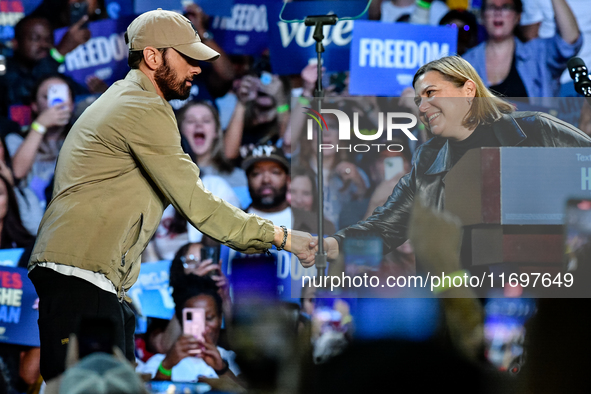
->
xmin=210 ymin=0 xmax=270 ymax=56
xmin=267 ymin=1 xmax=368 ymax=75
xmin=349 ymin=21 xmax=457 ymax=96
xmin=0 ymin=267 xmax=39 ymax=347
xmin=54 ymin=17 xmax=134 ymax=87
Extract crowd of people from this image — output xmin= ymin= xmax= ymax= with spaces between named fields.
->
xmin=0 ymin=0 xmax=590 ymax=393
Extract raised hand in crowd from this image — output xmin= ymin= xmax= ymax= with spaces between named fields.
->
xmin=55 ymin=15 xmax=91 ymax=56
xmin=234 ymin=75 xmax=260 ymax=104
xmin=34 ymin=103 xmax=71 ymax=128
xmin=334 ymin=161 xmax=368 ymax=199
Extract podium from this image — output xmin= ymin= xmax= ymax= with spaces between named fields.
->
xmin=445 ymin=147 xmax=591 ymax=267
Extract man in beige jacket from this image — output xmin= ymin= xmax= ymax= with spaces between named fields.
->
xmin=28 ymin=9 xmax=315 ymax=381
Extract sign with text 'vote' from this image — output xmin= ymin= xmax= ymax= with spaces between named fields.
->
xmin=349 ymin=20 xmax=457 ymax=96
xmin=267 ymin=1 xmax=368 ymax=75
xmin=55 ymin=17 xmax=134 ymax=87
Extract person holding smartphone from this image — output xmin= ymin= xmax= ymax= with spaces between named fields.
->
xmin=5 ymin=75 xmax=73 ymax=209
xmin=140 ymin=275 xmax=244 ymax=386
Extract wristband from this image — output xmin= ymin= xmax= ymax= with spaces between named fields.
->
xmin=276 ymin=103 xmax=290 ymax=114
xmin=158 ymin=362 xmax=172 ymax=377
xmin=50 ymin=48 xmax=65 ymax=64
xmin=432 ymin=269 xmax=469 ymax=295
xmin=214 ymin=359 xmax=229 ymax=376
xmin=277 ymin=225 xmax=288 ymax=251
xmin=31 ymin=121 xmax=47 ymax=135
xmin=416 ymin=0 xmax=432 ymax=9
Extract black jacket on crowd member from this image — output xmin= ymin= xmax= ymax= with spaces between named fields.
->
xmin=333 ymin=112 xmax=591 ymax=253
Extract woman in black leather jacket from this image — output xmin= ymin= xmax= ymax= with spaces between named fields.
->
xmin=313 ymin=56 xmax=591 ymax=260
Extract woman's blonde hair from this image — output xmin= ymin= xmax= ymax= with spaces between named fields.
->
xmin=413 ymin=56 xmax=514 ymax=130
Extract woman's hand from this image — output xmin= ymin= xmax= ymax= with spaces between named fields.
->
xmin=197 ymin=337 xmax=225 ymax=372
xmin=162 ymin=334 xmax=199 ymax=370
xmin=35 ymin=103 xmax=71 ymax=129
xmin=335 ymin=161 xmax=367 ymax=197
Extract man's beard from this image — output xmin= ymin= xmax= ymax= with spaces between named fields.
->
xmin=249 ymin=184 xmax=287 ymax=210
xmin=154 ymin=54 xmax=191 ymax=101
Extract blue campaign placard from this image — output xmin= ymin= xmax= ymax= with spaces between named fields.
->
xmin=0 ymin=267 xmax=39 ymax=347
xmin=267 ymin=1 xmax=368 ymax=75
xmin=349 ymin=21 xmax=457 ymax=96
xmin=221 ymin=246 xmax=316 ymax=301
xmin=54 ymin=16 xmax=134 ymax=87
xmin=500 ymin=148 xmax=591 ymax=225
xmin=0 ymin=248 xmax=24 ymax=268
xmin=128 ymin=260 xmax=174 ymax=320
xmin=134 ymin=0 xmax=233 ymax=17
xmin=210 ymin=0 xmax=271 ymax=56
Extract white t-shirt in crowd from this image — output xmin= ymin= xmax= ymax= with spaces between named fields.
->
xmin=139 ymin=347 xmax=240 ymax=382
xmin=380 ymin=0 xmax=449 ymax=25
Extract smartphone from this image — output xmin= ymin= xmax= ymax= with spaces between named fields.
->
xmin=260 ymin=71 xmax=273 ymax=86
xmin=384 ymin=156 xmax=404 ymax=181
xmin=47 ymin=84 xmax=70 ymax=107
xmin=200 ymin=246 xmax=221 ymax=277
xmin=183 ymin=307 xmax=205 ymax=343
xmin=343 ymin=236 xmax=383 ymax=278
xmin=70 ymin=1 xmax=89 ymax=27
xmin=76 ymin=317 xmax=116 ymax=359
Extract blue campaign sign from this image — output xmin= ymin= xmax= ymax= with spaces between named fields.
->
xmin=128 ymin=260 xmax=175 ymax=320
xmin=210 ymin=0 xmax=271 ymax=56
xmin=349 ymin=21 xmax=457 ymax=96
xmin=134 ymin=0 xmax=233 ymax=17
xmin=0 ymin=248 xmax=24 ymax=268
xmin=501 ymin=148 xmax=591 ymax=225
xmin=54 ymin=16 xmax=134 ymax=87
xmin=267 ymin=1 xmax=368 ymax=75
xmin=221 ymin=246 xmax=316 ymax=301
xmin=0 ymin=267 xmax=39 ymax=347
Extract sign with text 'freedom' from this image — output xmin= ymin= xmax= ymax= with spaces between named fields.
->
xmin=267 ymin=1 xmax=368 ymax=75
xmin=349 ymin=21 xmax=457 ymax=96
xmin=55 ymin=17 xmax=134 ymax=87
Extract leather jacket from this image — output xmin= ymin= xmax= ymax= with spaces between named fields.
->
xmin=333 ymin=111 xmax=591 ymax=253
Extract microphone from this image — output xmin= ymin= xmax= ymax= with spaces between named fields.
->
xmin=567 ymin=57 xmax=591 ymax=97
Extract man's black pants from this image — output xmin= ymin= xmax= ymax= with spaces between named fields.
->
xmin=29 ymin=267 xmax=135 ymax=381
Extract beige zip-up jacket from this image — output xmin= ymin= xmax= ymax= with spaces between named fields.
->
xmin=30 ymin=69 xmax=275 ymax=299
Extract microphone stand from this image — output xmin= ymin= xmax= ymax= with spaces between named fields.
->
xmin=304 ymin=15 xmax=337 ymax=279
